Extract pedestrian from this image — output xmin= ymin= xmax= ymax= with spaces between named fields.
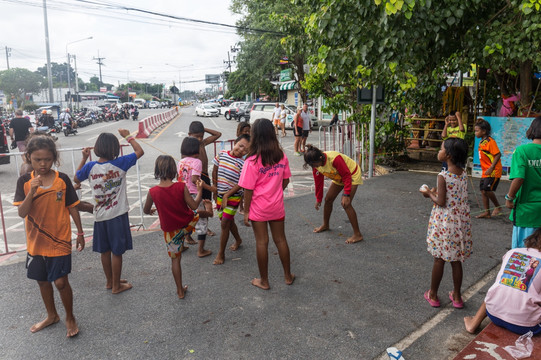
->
xmin=474 ymin=119 xmax=502 ymax=218
xmin=441 ymin=110 xmax=465 ymax=170
xmin=188 ymin=121 xmax=222 ymax=237
xmin=293 ymin=109 xmax=303 ymax=155
xmin=464 ymin=228 xmax=541 ymax=335
xmin=505 ymin=116 xmax=541 ymax=248
xmin=279 ymin=104 xmax=287 ymax=137
xmin=211 ymin=134 xmax=250 ymax=265
xmin=236 ymin=122 xmax=251 ymax=137
xmin=300 ymin=104 xmax=312 ymax=153
xmin=74 ymin=129 xmax=144 ymax=294
xmin=13 ymin=134 xmax=84 ymax=337
xmin=420 ymin=138 xmax=471 ymax=308
xmin=271 ymin=102 xmax=281 ymax=136
xmin=304 ymin=144 xmax=364 ymax=244
xmin=143 ymin=155 xmax=204 ymax=299
xmin=9 ymin=109 xmax=34 ymax=152
xmin=239 ymin=118 xmax=294 ymax=290
xmin=177 ymin=137 xmax=213 ymax=257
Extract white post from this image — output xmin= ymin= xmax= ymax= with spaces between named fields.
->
xmin=368 ymin=87 xmax=377 ymax=178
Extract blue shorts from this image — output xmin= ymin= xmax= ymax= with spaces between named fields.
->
xmin=93 ymin=213 xmax=133 ymax=255
xmin=26 ymin=253 xmax=71 ymax=282
xmin=512 ymin=226 xmax=538 ymax=249
xmin=486 ymin=309 xmax=541 ymax=335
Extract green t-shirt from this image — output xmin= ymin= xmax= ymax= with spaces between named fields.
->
xmin=443 ymin=126 xmax=465 ymax=140
xmin=509 ymin=143 xmax=541 ymax=227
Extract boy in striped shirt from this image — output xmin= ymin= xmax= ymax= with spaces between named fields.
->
xmin=212 ymin=134 xmax=250 ymax=264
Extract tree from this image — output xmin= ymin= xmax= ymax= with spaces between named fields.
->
xmin=36 ymin=62 xmax=75 ymax=86
xmin=0 ymin=68 xmax=46 ymax=107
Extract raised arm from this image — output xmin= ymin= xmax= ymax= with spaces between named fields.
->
xmin=456 ymin=111 xmax=465 ymax=132
xmin=202 ymin=128 xmax=222 ymax=146
xmin=118 ymin=128 xmax=144 ymax=159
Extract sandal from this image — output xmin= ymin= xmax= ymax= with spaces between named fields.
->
xmin=448 ymin=291 xmax=464 ymax=309
xmin=424 ymin=290 xmax=440 ymax=307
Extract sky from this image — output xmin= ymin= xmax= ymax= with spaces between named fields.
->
xmin=0 ymin=0 xmax=241 ymax=92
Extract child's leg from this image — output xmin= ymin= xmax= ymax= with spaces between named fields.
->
xmin=464 ymin=302 xmax=488 ymax=334
xmin=476 ymin=190 xmax=491 ymax=218
xmin=268 ymin=220 xmax=295 ymax=285
xmin=429 ymin=257 xmax=445 ymax=301
xmin=101 ymin=251 xmax=113 ymax=288
xmin=314 ymin=183 xmax=342 ymax=233
xmin=32 ymin=281 xmax=60 ymax=333
xmin=450 ymin=261 xmax=463 ymax=302
xmin=54 ymin=275 xmax=79 ymax=337
xmin=213 ymin=218 xmax=232 ymax=265
xmin=342 ymin=185 xmax=364 ymax=244
xmin=251 ymin=221 xmax=271 ymax=290
xmin=486 ymin=191 xmax=502 ymax=216
xmin=196 ymin=202 xmax=212 ymax=257
xmin=171 ymin=255 xmax=187 ymax=299
xmin=185 ymin=234 xmax=196 ymax=245
xmin=111 ymin=254 xmax=132 ymax=294
xmin=229 ymin=220 xmax=242 ymax=250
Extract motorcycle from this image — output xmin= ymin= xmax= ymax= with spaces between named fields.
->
xmin=131 ymin=108 xmax=139 ymax=121
xmin=62 ymin=121 xmax=78 ymax=137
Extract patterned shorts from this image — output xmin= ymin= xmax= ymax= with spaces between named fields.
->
xmin=163 ymin=213 xmax=199 ymax=258
xmin=216 ymin=195 xmax=241 ymax=221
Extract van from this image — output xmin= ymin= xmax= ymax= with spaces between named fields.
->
xmin=249 ymin=103 xmax=301 ymax=128
xmin=104 ymin=99 xmax=121 ymax=106
xmin=134 ymin=98 xmax=146 ymax=108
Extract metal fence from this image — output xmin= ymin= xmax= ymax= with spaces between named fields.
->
xmin=318 ymin=122 xmax=364 ymax=172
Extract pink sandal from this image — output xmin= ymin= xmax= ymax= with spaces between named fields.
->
xmin=448 ymin=292 xmax=464 ymax=309
xmin=424 ymin=291 xmax=440 ymax=307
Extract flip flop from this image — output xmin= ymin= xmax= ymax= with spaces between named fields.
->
xmin=424 ymin=291 xmax=440 ymax=307
xmin=448 ymin=292 xmax=464 ymax=309
xmin=386 ymin=347 xmax=405 ymax=360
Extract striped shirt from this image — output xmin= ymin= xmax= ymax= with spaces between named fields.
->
xmin=213 ymin=150 xmax=244 ymax=197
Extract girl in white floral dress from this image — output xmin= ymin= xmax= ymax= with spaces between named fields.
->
xmin=420 ymin=138 xmax=472 ymax=309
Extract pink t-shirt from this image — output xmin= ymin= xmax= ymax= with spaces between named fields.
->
xmin=485 ymin=247 xmax=541 ymax=327
xmin=177 ymin=157 xmax=202 ymax=194
xmin=238 ymin=153 xmax=291 ymax=222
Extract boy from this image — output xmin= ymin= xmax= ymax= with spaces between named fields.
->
xmin=442 ymin=110 xmax=465 ymax=140
xmin=212 ymin=134 xmax=250 ymax=264
xmin=475 ymin=119 xmax=502 ymax=218
xmin=188 ymin=121 xmax=221 ymax=237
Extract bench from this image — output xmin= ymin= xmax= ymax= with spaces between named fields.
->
xmin=454 ymin=322 xmax=541 ymax=359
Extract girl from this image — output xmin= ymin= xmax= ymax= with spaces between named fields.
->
xmin=279 ymin=104 xmax=287 ymax=137
xmin=505 ymin=116 xmax=541 ymax=249
xmin=303 ymin=145 xmax=364 ymax=244
xmin=236 ymin=122 xmax=251 ymax=137
xmin=144 ymin=155 xmax=204 ymax=299
xmin=14 ymin=134 xmax=84 ymax=337
xmin=75 ymin=129 xmax=144 ymax=294
xmin=239 ymin=118 xmax=294 ymax=290
xmin=464 ymin=228 xmax=541 ymax=335
xmin=293 ymin=109 xmax=303 ymax=155
xmin=420 ymin=138 xmax=471 ymax=308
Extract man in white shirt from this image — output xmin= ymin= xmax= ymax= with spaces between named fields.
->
xmin=271 ymin=103 xmax=281 ymax=135
xmin=300 ymin=104 xmax=311 ymax=152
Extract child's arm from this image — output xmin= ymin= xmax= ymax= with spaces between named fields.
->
xmin=73 ymin=147 xmax=91 ymax=185
xmin=185 ymin=179 xmax=203 ymax=210
xmin=505 ymin=178 xmax=524 ymax=209
xmin=429 ymin=175 xmax=446 ymax=206
xmin=17 ymin=175 xmax=41 ymax=218
xmin=243 ymin=189 xmax=253 ymax=226
xmin=212 ymin=164 xmax=218 ymax=189
xmin=313 ymin=168 xmax=324 ymax=210
xmin=442 ymin=116 xmax=449 ymax=139
xmin=202 ymin=127 xmax=222 ymax=146
xmin=68 ymin=206 xmax=85 ymax=251
xmin=221 ymin=185 xmax=242 ymax=209
xmin=456 ymin=111 xmax=465 ymax=132
xmin=282 ymin=178 xmax=290 ymax=190
xmin=143 ymin=192 xmax=156 ymax=215
xmin=118 ymin=129 xmax=144 ymax=159
xmin=197 ymin=199 xmax=214 ymax=218
xmin=485 ymin=152 xmax=501 ymax=176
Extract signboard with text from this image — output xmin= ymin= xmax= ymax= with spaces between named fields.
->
xmin=205 ymin=74 xmax=221 ymax=84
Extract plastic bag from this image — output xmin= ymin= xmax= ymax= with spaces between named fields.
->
xmin=503 ymin=331 xmax=534 ymax=359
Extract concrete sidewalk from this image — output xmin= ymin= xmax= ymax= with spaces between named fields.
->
xmin=0 ymin=170 xmax=512 ymax=359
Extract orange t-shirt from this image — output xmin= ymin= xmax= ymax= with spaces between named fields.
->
xmin=478 ymin=137 xmax=502 ymax=178
xmin=13 ymin=171 xmax=80 ymax=256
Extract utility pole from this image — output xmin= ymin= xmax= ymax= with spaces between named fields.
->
xmin=73 ymin=54 xmax=79 ymax=109
xmin=93 ymin=51 xmax=105 ymax=86
xmin=66 ymin=53 xmax=71 ymax=108
xmin=4 ymin=46 xmax=11 ymax=70
xmin=42 ymin=0 xmax=54 ymax=103
xmin=224 ymin=51 xmax=233 ymax=74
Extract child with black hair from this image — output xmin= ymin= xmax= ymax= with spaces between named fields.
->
xmin=303 ymin=145 xmax=364 ymax=244
xmin=505 ymin=116 xmax=541 ymax=248
xmin=420 ymin=138 xmax=472 ymax=308
xmin=177 ymin=137 xmax=214 ymax=257
xmin=474 ymin=119 xmax=502 ymax=218
xmin=212 ymin=134 xmax=250 ymax=265
xmin=188 ymin=121 xmax=221 ymax=237
xmin=143 ymin=155 xmax=203 ymax=299
xmin=237 ymin=122 xmax=251 ymax=137
xmin=75 ymin=129 xmax=144 ymax=294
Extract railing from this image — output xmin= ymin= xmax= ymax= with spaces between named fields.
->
xmin=406 ymin=117 xmax=446 ymax=150
xmin=318 ymin=122 xmax=363 ymax=171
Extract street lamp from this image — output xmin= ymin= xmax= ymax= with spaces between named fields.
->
xmin=165 ymin=63 xmax=193 ymax=104
xmin=66 ymin=36 xmax=92 ymax=109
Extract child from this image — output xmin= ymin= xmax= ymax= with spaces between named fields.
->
xmin=442 ymin=110 xmax=465 ymax=140
xmin=474 ymin=119 xmax=502 ymax=218
xmin=279 ymin=104 xmax=287 ymax=137
xmin=177 ymin=137 xmax=213 ymax=257
xmin=505 ymin=116 xmax=541 ymax=249
xmin=239 ymin=118 xmax=294 ymax=290
xmin=143 ymin=155 xmax=204 ymax=299
xmin=74 ymin=129 xmax=144 ymax=294
xmin=237 ymin=122 xmax=251 ymax=137
xmin=211 ymin=134 xmax=250 ymax=265
xmin=303 ymin=145 xmax=364 ymax=244
xmin=464 ymin=228 xmax=541 ymax=335
xmin=420 ymin=138 xmax=472 ymax=308
xmin=188 ymin=121 xmax=221 ymax=236
xmin=14 ymin=135 xmax=84 ymax=337
xmin=293 ymin=109 xmax=303 ymax=155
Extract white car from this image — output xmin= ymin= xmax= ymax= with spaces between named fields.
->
xmin=149 ymin=101 xmax=160 ymax=109
xmin=195 ymin=104 xmax=219 ymax=117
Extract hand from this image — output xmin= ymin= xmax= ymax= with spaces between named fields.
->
xmin=76 ymin=235 xmax=85 ymax=251
xmin=30 ymin=175 xmax=42 ymax=194
xmin=196 ymin=179 xmax=204 ymax=191
xmin=81 ymin=147 xmax=92 ymax=160
xmin=484 ymin=169 xmax=493 ymax=176
xmin=222 ymin=196 xmax=228 ymax=209
xmin=244 ymin=212 xmax=251 ymax=227
xmin=73 ymin=183 xmax=81 ymax=190
xmin=149 ymin=207 xmax=157 ymax=215
xmin=118 ymin=128 xmax=130 ymax=138
xmin=341 ymin=195 xmax=351 ymax=207
xmin=505 ymin=199 xmax=514 ymax=209
xmin=315 ymin=202 xmax=321 ymax=210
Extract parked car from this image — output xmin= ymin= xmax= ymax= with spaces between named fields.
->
xmin=134 ymin=98 xmax=146 ymax=108
xmin=223 ymin=101 xmax=249 ymax=120
xmin=195 ymin=104 xmax=219 ymax=117
xmin=249 ymin=102 xmax=300 ymax=128
xmin=206 ymin=102 xmax=222 ymax=114
xmin=149 ymin=101 xmax=160 ymax=109
xmin=232 ymin=102 xmax=253 ymax=122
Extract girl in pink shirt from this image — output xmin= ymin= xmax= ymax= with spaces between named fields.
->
xmin=239 ymin=119 xmax=295 ymax=290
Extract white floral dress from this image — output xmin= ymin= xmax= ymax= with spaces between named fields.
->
xmin=426 ymin=170 xmax=472 ymax=262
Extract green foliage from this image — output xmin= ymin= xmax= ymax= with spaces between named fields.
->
xmin=23 ymin=102 xmax=39 ymax=112
xmin=35 ymin=62 xmax=75 ymax=86
xmin=0 ymin=68 xmax=46 ymax=107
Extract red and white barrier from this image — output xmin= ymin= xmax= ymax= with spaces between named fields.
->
xmin=136 ymin=107 xmax=179 ymax=138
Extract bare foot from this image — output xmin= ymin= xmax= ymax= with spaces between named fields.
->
xmin=491 ymin=208 xmax=502 ymax=217
xmin=185 ymin=236 xmax=197 ymax=245
xmin=229 ymin=241 xmax=242 ymax=251
xmin=30 ymin=315 xmax=60 ymax=333
xmin=106 ymin=278 xmax=128 ymax=289
xmin=346 ymin=234 xmax=364 ymax=244
xmin=207 ymin=229 xmax=216 ymax=237
xmin=313 ymin=225 xmax=329 ymax=233
xmin=213 ymin=254 xmax=224 ymax=265
xmin=180 ymin=245 xmax=189 ymax=253
xmin=475 ymin=212 xmax=491 ymax=219
xmin=198 ymin=249 xmax=212 ymax=258
xmin=285 ymin=274 xmax=295 ymax=285
xmin=65 ymin=316 xmax=79 ymax=337
xmin=112 ymin=282 xmax=133 ymax=294
xmin=178 ymin=285 xmax=188 ymax=299
xmin=464 ymin=316 xmax=478 ymax=334
xmin=251 ymin=278 xmax=270 ymax=290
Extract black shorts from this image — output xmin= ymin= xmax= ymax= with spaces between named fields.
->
xmin=302 ymin=130 xmax=309 ymax=138
xmin=480 ymin=177 xmax=500 ymax=192
xmin=26 ymin=253 xmax=71 ymax=282
xmin=295 ymin=126 xmax=303 ymax=137
xmin=201 ymin=172 xmax=212 ymax=200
